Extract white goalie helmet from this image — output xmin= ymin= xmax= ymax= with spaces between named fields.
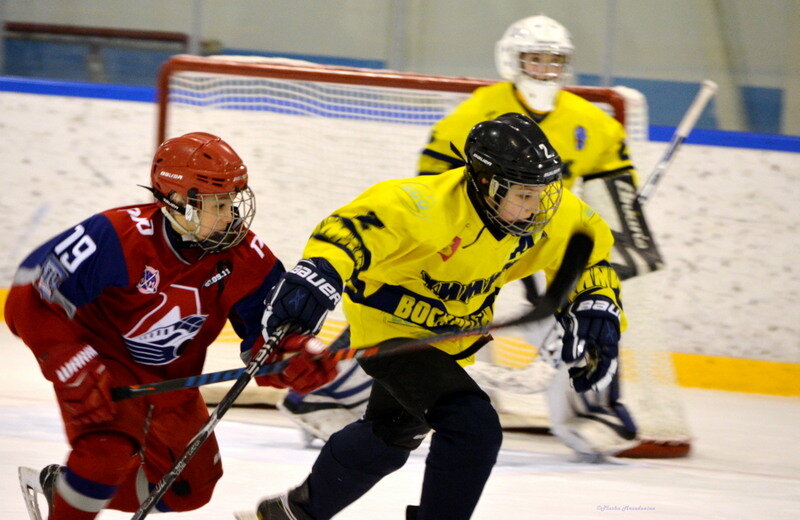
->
xmin=495 ymin=15 xmax=574 ymax=112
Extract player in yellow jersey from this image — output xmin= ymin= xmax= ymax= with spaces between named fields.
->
xmin=419 ymin=15 xmax=661 ymax=279
xmin=279 ymin=15 xmax=661 ymax=460
xmin=477 ymin=15 xmax=660 ymax=458
xmin=240 ymin=114 xmax=625 ymax=520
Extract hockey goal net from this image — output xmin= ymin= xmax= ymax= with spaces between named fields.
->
xmin=157 ymin=55 xmax=690 ymax=457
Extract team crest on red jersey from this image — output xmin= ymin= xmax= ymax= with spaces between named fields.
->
xmin=124 ymin=285 xmax=208 ymax=365
xmin=137 ymin=266 xmax=160 ymax=294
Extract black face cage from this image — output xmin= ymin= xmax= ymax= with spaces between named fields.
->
xmin=187 ymin=187 xmax=256 ymax=252
xmin=480 ymin=175 xmax=563 ymax=237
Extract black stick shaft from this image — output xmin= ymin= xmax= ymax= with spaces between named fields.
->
xmin=129 ymin=323 xmax=291 ymax=520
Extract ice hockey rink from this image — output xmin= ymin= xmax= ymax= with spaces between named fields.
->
xmin=1 ymin=327 xmax=798 ymax=520
xmin=2 ymin=79 xmax=800 ymax=520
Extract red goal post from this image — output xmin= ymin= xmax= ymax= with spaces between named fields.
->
xmin=156 ymin=55 xmax=688 ymax=458
xmin=157 ymin=54 xmax=641 ymax=146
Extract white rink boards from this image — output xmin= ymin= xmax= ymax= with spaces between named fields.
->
xmin=2 ymin=90 xmax=799 ymax=364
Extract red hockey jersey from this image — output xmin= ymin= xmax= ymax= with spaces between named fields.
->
xmin=5 ymin=203 xmax=283 ymax=393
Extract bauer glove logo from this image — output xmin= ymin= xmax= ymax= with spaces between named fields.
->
xmin=289 ymin=262 xmax=342 ymax=307
xmin=574 ymin=298 xmax=621 ymax=317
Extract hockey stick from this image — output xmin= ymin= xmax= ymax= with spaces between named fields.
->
xmin=129 ymin=322 xmax=292 ymax=520
xmin=112 ymin=232 xmax=594 ymax=402
xmin=481 ymin=83 xmax=718 ymax=395
xmin=637 ymin=79 xmax=718 ymax=205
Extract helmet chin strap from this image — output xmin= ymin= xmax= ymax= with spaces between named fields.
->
xmin=515 ymin=76 xmax=561 ymax=113
xmin=161 ymin=207 xmax=201 ymax=242
xmin=140 ymin=185 xmax=202 ymax=241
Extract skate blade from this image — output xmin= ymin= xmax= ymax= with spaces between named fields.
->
xmin=19 ymin=466 xmax=45 ymax=520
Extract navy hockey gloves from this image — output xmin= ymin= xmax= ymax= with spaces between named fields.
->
xmin=558 ymin=294 xmax=621 ymax=393
xmin=263 ymin=257 xmax=343 ymax=336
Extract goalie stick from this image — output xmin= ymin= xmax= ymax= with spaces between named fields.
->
xmin=489 ymin=80 xmax=719 ymax=392
xmin=111 ymin=232 xmax=594 ymax=402
xmin=637 ymin=79 xmax=718 ymax=205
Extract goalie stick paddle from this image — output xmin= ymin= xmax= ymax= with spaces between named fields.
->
xmin=111 ymin=231 xmax=594 ymax=402
xmin=637 ymin=79 xmax=718 ymax=205
xmin=128 ymin=322 xmax=292 ymax=520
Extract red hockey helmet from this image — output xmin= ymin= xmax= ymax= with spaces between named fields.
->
xmin=150 ymin=132 xmax=255 ymax=252
xmin=151 ymin=132 xmax=248 ymax=198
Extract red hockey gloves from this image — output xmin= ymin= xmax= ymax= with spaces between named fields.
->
xmin=43 ymin=345 xmax=116 ymax=426
xmin=262 ymin=258 xmax=342 ymax=336
xmin=557 ymin=294 xmax=620 ymax=393
xmin=252 ymin=334 xmax=338 ymax=394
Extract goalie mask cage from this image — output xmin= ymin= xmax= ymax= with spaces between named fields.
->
xmin=157 ymin=54 xmax=690 ymax=458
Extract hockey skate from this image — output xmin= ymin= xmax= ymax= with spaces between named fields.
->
xmin=19 ymin=464 xmax=61 ymax=520
xmin=234 ymin=480 xmax=314 ymax=520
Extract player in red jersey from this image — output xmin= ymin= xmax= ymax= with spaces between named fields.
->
xmin=5 ymin=132 xmax=336 ymax=519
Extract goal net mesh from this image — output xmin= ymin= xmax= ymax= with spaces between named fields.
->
xmin=159 ymin=55 xmax=690 ymax=455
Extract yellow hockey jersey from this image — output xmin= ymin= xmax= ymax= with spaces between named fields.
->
xmin=303 ymin=168 xmax=625 ymax=364
xmin=418 ymin=82 xmax=636 ymax=188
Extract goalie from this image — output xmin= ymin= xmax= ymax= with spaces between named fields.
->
xmin=278 ymin=15 xmax=662 ymax=459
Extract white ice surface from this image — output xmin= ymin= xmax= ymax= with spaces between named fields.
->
xmin=1 ymin=327 xmax=798 ymax=519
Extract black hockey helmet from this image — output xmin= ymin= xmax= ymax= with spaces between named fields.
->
xmin=464 ymin=113 xmax=563 ymax=236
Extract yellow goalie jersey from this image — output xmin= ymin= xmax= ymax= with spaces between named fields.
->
xmin=418 ymin=82 xmax=637 ymax=188
xmin=302 ymin=168 xmax=625 ymax=363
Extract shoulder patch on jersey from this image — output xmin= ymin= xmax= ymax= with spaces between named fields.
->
xmin=574 ymin=125 xmax=587 ymax=150
xmin=437 ymin=236 xmax=462 ymax=261
xmin=396 ymin=182 xmax=436 ymax=219
xmin=137 ymin=266 xmax=160 ymax=294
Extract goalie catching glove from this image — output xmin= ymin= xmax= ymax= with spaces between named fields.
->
xmin=248 ymin=333 xmax=338 ymax=395
xmin=557 ymin=293 xmax=621 ymax=393
xmin=42 ymin=344 xmax=116 ymax=426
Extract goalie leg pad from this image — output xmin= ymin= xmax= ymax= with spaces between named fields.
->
xmin=278 ymin=359 xmax=372 ymax=443
xmin=547 ymin=366 xmax=639 ymax=456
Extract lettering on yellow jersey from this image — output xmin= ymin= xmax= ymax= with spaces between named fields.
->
xmin=437 ymin=236 xmax=462 ymax=261
xmin=420 ymin=270 xmax=501 ymax=303
xmin=393 ymin=294 xmax=492 ymax=330
xmin=311 ymin=212 xmax=384 ymax=272
xmin=573 ymin=263 xmax=621 ymax=296
xmin=354 ymin=212 xmax=384 ymax=230
xmin=502 ymin=234 xmax=535 ymax=270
